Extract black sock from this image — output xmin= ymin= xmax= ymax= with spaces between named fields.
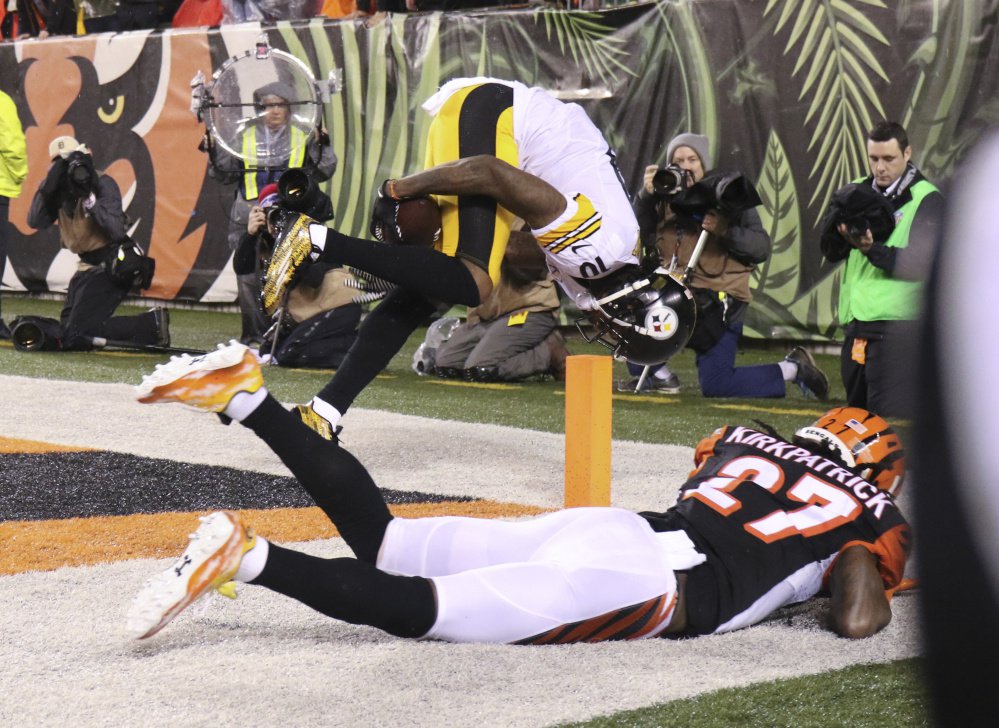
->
xmin=241 ymin=395 xmax=392 ymax=563
xmin=252 ymin=544 xmax=437 ymax=639
xmin=317 ymin=287 xmax=436 ymax=414
xmin=319 ymin=229 xmax=481 ymax=306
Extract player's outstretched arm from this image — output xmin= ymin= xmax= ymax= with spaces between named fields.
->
xmin=392 ymin=155 xmax=567 ymax=231
xmin=828 ymin=544 xmax=893 ymax=639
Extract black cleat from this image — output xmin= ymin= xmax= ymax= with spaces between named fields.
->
xmin=785 ymin=346 xmax=829 ymax=400
xmin=293 ymin=404 xmax=341 ymax=443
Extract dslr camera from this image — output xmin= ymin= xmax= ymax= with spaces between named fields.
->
xmin=651 ymin=164 xmax=690 ymax=199
xmin=63 ymin=151 xmax=97 ymax=200
xmin=276 ymin=168 xmax=334 ymax=222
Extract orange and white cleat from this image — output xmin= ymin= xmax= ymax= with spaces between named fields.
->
xmin=134 ymin=341 xmax=263 ymax=413
xmin=126 ymin=511 xmax=256 ymax=639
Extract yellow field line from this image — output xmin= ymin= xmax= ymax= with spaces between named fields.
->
xmin=424 ymin=380 xmax=522 ymax=391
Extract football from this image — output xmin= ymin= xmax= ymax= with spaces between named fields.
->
xmin=395 ymin=196 xmax=442 ymax=247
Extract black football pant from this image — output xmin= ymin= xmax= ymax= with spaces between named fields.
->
xmin=240 ymin=395 xmax=436 ymax=638
xmin=315 ymin=286 xmax=438 ymax=414
xmin=313 ymin=234 xmax=484 ymax=415
xmin=60 ymin=266 xmax=159 ymax=350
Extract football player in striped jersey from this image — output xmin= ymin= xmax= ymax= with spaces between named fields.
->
xmin=267 ymin=78 xmax=648 ymax=439
xmin=130 ymin=346 xmax=910 ymax=644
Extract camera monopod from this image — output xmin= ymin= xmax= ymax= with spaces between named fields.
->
xmin=630 ymin=172 xmax=763 ymax=394
xmin=87 ymin=337 xmax=207 ymax=357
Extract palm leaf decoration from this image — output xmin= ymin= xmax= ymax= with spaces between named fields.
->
xmin=536 ymin=9 xmax=634 ymax=85
xmin=900 ymin=0 xmax=999 ymax=179
xmin=753 ymin=130 xmax=801 ymax=306
xmin=747 ymin=129 xmax=842 ymax=339
xmin=437 ymin=15 xmax=541 ymax=87
xmin=764 ymin=0 xmax=890 ymax=215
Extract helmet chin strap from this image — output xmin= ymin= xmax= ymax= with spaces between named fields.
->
xmin=592 ymin=266 xmax=672 ymax=307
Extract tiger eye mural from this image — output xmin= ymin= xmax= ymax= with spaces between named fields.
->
xmin=3 ymin=30 xmax=228 ymax=301
xmin=1 ymin=2 xmax=996 ymax=339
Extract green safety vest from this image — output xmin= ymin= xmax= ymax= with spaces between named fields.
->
xmin=838 ymin=178 xmax=938 ymax=324
xmin=242 ymin=125 xmax=307 ymax=200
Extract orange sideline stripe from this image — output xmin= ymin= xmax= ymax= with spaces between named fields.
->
xmin=0 ymin=436 xmax=97 ymax=453
xmin=0 ymin=501 xmax=550 ymax=576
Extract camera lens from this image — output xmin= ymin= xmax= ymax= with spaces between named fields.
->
xmin=69 ymin=164 xmax=90 ymax=185
xmin=652 ymin=166 xmax=685 ymax=198
xmin=12 ymin=321 xmax=45 ymax=351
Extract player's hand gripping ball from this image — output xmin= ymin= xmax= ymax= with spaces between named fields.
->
xmin=370 ymin=179 xmax=442 ymax=248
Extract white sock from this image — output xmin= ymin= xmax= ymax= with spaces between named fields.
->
xmin=235 ymin=536 xmax=269 ymax=583
xmin=652 ymin=366 xmax=674 ymax=380
xmin=308 ymin=224 xmax=328 ymax=259
xmin=309 ymin=397 xmax=342 ymax=427
xmin=223 ymin=387 xmax=268 ymax=421
xmin=779 ymin=361 xmax=798 ymax=381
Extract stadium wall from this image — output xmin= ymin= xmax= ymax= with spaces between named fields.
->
xmin=1 ymin=0 xmax=996 ymax=339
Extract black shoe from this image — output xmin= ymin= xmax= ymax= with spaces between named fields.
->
xmin=543 ymin=329 xmax=570 ymax=381
xmin=464 ymin=366 xmax=500 ymax=382
xmin=151 ymin=307 xmax=170 ymax=348
xmin=0 ymin=318 xmax=11 ymax=340
xmin=614 ymin=373 xmax=681 ymax=394
xmin=433 ymin=366 xmax=463 ymax=379
xmin=785 ymin=346 xmax=829 ymax=400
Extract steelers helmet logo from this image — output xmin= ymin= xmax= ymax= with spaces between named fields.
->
xmin=644 ymin=305 xmax=679 ymax=340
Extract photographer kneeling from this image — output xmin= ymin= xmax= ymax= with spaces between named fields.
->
xmin=236 ymin=177 xmax=362 ymax=369
xmin=21 ymin=137 xmax=165 ymax=351
xmin=630 ymin=133 xmax=827 ymax=399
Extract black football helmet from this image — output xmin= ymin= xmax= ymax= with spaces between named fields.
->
xmin=577 ymin=266 xmax=696 ymax=366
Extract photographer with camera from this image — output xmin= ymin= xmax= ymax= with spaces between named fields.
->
xmin=234 ymin=177 xmax=365 ymax=369
xmin=22 ymin=136 xmax=166 ymax=352
xmin=819 ymin=121 xmax=942 ymax=418
xmin=209 ymin=81 xmax=337 ymax=347
xmin=630 ymin=132 xmax=828 ymax=399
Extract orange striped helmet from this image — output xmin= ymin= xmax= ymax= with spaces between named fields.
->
xmin=794 ymin=407 xmax=906 ymax=495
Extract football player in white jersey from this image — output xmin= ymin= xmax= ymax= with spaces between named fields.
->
xmin=264 ymin=78 xmax=682 ymax=440
xmin=129 ymin=344 xmax=911 ymax=645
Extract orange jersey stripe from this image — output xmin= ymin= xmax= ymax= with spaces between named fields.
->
xmin=514 ymin=592 xmax=677 ymax=645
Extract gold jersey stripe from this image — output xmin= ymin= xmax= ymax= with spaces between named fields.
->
xmin=537 ymin=194 xmax=602 ymax=255
xmin=546 ymin=214 xmax=603 ymax=254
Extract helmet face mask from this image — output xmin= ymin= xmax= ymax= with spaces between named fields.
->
xmin=794 ymin=406 xmax=906 ymax=495
xmin=576 ymin=267 xmax=696 ymax=366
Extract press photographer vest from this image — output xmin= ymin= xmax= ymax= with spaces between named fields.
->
xmin=287 ymin=267 xmax=360 ymax=324
xmin=57 ymin=199 xmax=111 ymax=263
xmin=241 ymin=125 xmax=307 ymax=200
xmin=838 ymin=178 xmax=937 ymax=324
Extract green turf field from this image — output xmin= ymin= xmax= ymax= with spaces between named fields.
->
xmin=0 ymin=295 xmax=931 ymax=727
xmin=1 ymin=296 xmax=846 ymax=444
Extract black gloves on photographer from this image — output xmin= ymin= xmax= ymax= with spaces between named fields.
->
xmin=40 ymin=157 xmax=68 ymax=197
xmin=38 ymin=158 xmax=69 ymax=217
xmin=40 ymin=153 xmax=100 ymax=217
xmin=65 ymin=152 xmax=97 ymax=200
